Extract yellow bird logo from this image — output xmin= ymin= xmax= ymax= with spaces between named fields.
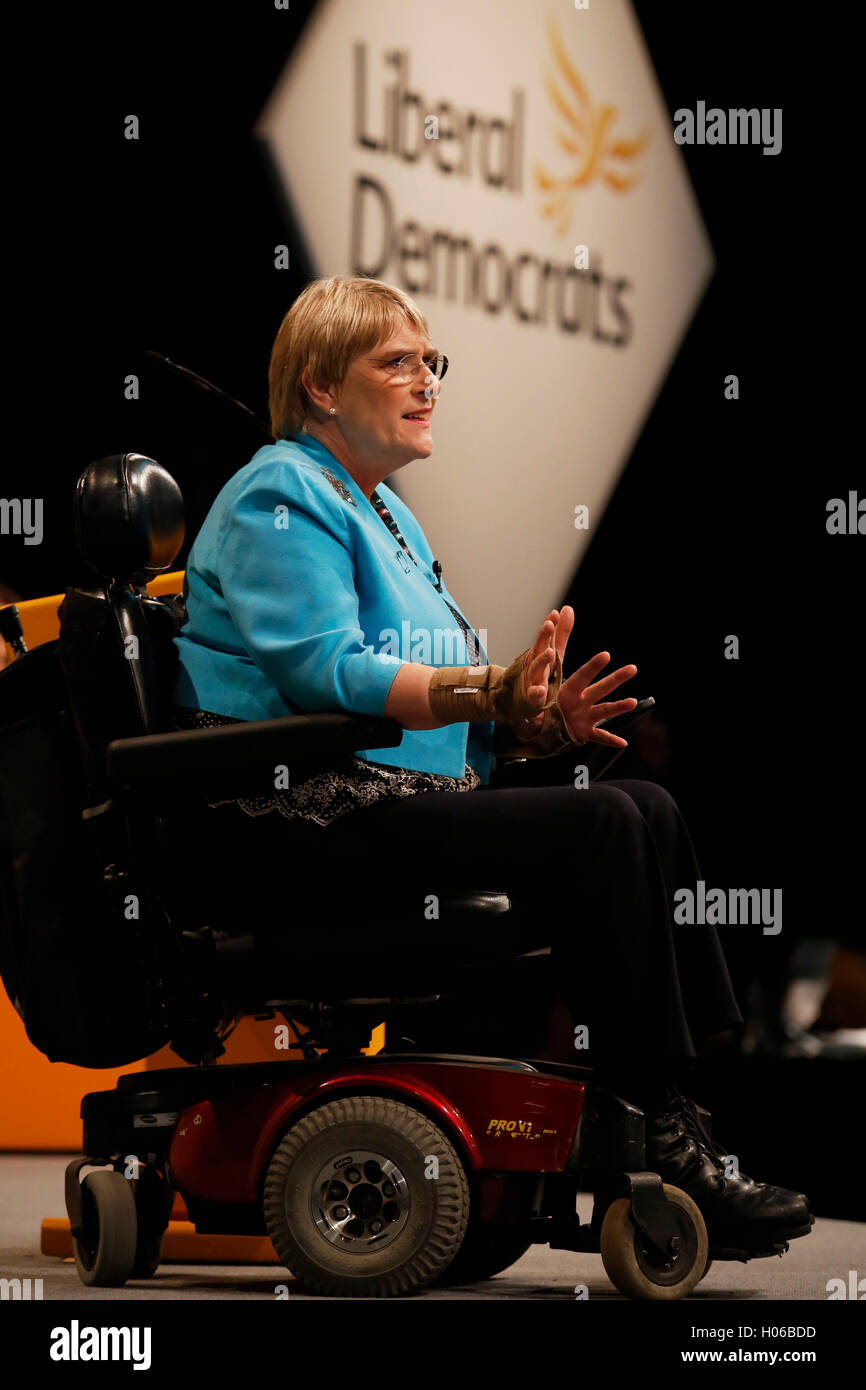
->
xmin=534 ymin=15 xmax=650 ymax=236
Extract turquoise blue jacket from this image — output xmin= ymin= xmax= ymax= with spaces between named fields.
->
xmin=172 ymin=431 xmax=496 ymax=784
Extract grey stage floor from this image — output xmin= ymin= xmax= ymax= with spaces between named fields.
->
xmin=1 ymin=1153 xmax=862 ymax=1301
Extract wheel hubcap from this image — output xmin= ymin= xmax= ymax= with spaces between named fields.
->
xmin=310 ymin=1149 xmax=410 ymax=1253
xmin=633 ymin=1204 xmax=698 ymax=1286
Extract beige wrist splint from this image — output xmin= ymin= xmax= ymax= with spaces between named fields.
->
xmin=428 ymin=647 xmax=563 ymax=724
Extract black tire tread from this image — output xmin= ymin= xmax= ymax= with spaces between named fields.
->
xmin=263 ymin=1095 xmax=469 ymax=1297
xmin=72 ymin=1170 xmax=138 ymax=1288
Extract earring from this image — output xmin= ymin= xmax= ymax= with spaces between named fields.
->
xmin=329 ymin=407 xmax=336 ymax=415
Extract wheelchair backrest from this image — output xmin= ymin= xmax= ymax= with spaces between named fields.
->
xmin=0 ymin=454 xmax=187 ymax=1066
xmin=58 ymin=454 xmax=186 ymax=805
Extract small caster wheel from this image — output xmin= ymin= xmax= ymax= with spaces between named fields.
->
xmin=72 ymin=1170 xmax=138 ymax=1287
xmin=130 ymin=1167 xmax=174 ymax=1278
xmin=600 ymin=1183 xmax=708 ymax=1300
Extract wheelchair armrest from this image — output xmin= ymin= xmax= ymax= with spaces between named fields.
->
xmin=492 ymin=741 xmax=620 ymax=788
xmin=105 ymin=712 xmax=403 ymax=800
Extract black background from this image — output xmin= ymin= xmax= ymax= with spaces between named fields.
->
xmin=4 ymin=6 xmax=858 ymax=1072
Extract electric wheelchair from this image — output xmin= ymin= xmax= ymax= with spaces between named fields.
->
xmin=0 ymin=452 xmax=797 ymax=1299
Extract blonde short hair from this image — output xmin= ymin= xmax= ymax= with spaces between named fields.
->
xmin=268 ymin=274 xmax=432 ymax=441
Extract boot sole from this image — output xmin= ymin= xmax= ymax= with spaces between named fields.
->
xmin=707 ymin=1216 xmax=815 ymax=1253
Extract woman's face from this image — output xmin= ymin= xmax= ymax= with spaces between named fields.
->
xmin=330 ymin=324 xmax=440 ymax=470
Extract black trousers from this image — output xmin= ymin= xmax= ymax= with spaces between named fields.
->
xmin=321 ymin=778 xmax=744 ymax=1073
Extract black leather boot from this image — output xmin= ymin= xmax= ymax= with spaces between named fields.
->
xmin=645 ymin=1089 xmax=814 ymax=1249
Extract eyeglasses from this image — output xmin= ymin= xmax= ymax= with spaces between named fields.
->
xmin=369 ymin=352 xmax=449 ymax=384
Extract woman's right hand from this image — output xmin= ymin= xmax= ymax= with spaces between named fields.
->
xmin=517 ymin=606 xmax=576 ymax=736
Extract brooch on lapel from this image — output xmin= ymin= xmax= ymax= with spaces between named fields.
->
xmin=319 ymin=466 xmax=357 ymax=506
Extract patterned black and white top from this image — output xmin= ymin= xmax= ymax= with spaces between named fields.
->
xmin=173 ymin=705 xmax=480 ymax=828
xmin=174 ymin=483 xmax=483 ymax=828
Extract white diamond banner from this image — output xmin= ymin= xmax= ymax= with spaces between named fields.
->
xmin=256 ymin=0 xmax=714 ymax=658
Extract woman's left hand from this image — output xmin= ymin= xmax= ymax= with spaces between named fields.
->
xmin=557 ymin=651 xmax=638 ymax=748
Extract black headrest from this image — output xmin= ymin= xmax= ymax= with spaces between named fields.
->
xmin=74 ymin=454 xmax=185 ymax=582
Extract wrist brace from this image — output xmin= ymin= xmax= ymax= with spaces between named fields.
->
xmin=428 ymin=647 xmax=563 ymax=724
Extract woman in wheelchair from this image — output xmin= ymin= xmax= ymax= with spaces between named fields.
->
xmin=171 ymin=273 xmax=812 ymax=1253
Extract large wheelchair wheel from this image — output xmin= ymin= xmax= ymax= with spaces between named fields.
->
xmin=600 ymin=1183 xmax=708 ymax=1300
xmin=435 ymin=1225 xmax=533 ymax=1285
xmin=72 ymin=1170 xmax=138 ymax=1287
xmin=435 ymin=1173 xmax=536 ymax=1285
xmin=262 ymin=1095 xmax=470 ymax=1297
